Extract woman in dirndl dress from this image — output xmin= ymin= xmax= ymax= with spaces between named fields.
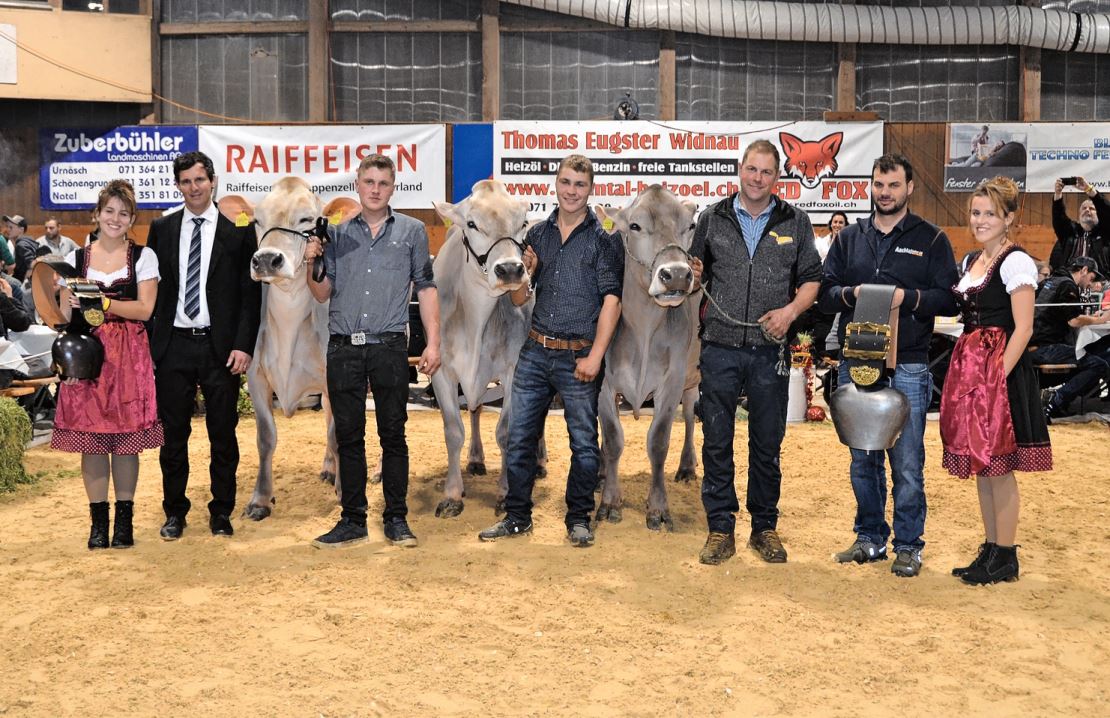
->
xmin=940 ymin=176 xmax=1052 ymax=585
xmin=51 ymin=179 xmax=163 ymax=549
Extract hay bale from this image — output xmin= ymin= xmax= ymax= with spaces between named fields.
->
xmin=0 ymin=398 xmax=33 ymax=492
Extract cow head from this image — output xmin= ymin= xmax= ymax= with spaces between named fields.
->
xmin=434 ymin=179 xmax=530 ymax=295
xmin=598 ymin=185 xmax=698 ymax=307
xmin=245 ymin=177 xmax=326 ymax=284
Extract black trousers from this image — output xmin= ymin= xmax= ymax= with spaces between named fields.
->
xmin=326 ymin=335 xmax=410 ymax=524
xmin=156 ymin=332 xmax=241 ymax=519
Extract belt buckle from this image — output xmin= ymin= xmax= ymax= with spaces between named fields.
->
xmin=351 ymin=332 xmax=366 ymax=346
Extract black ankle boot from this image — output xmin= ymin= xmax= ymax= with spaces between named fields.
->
xmin=961 ymin=544 xmax=1019 ymax=585
xmin=951 ymin=542 xmax=995 ymax=577
xmin=88 ymin=502 xmax=110 ymax=550
xmin=111 ymin=500 xmax=134 ymax=549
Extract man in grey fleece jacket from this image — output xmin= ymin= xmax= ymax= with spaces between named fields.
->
xmin=689 ymin=139 xmax=822 ymax=566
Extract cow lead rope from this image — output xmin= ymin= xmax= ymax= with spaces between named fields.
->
xmin=699 ymin=288 xmax=791 ymax=378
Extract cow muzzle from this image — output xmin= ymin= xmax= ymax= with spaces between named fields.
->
xmin=649 ymin=261 xmax=693 ymax=306
xmin=491 ymin=258 xmax=527 ymax=289
xmin=251 ymin=248 xmax=293 ymax=281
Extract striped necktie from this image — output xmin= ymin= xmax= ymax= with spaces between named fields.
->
xmin=184 ymin=217 xmax=204 ymax=319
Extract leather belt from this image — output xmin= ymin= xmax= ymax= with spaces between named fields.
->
xmin=842 ymin=284 xmax=899 ymax=387
xmin=528 ymin=328 xmax=592 ymax=351
xmin=174 ymin=326 xmax=211 ymax=336
xmin=330 ymin=332 xmax=404 ymax=346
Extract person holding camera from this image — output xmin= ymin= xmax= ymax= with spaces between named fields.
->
xmin=1051 ymin=177 xmax=1110 ymax=272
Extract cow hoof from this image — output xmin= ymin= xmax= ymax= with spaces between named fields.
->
xmin=466 ymin=461 xmax=487 ymax=476
xmin=319 ymin=470 xmax=336 ymax=486
xmin=673 ymin=467 xmax=698 ymax=483
xmin=494 ymin=499 xmax=506 ymax=516
xmin=646 ymin=511 xmax=674 ymax=532
xmin=244 ymin=502 xmax=272 ymax=521
xmin=370 ymin=472 xmax=382 ymax=485
xmin=435 ymin=498 xmax=464 ymax=518
xmin=596 ymin=504 xmax=622 ymax=524
xmin=534 ymin=466 xmax=547 ymax=480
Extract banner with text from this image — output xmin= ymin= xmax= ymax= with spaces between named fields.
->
xmin=944 ymin=123 xmax=1110 ymax=192
xmin=198 ymin=124 xmax=446 ymax=208
xmin=40 ymin=126 xmax=198 ymax=210
xmin=492 ymin=121 xmax=884 ymax=222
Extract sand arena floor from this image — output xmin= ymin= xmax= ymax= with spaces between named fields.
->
xmin=2 ymin=410 xmax=1108 ymax=717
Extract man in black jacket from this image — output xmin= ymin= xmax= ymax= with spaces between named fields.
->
xmin=689 ymin=139 xmax=822 ymax=566
xmin=0 ymin=277 xmax=31 ymax=338
xmin=819 ymin=154 xmax=958 ymax=578
xmin=1050 ymin=178 xmax=1110 ymax=272
xmin=1029 ymin=257 xmax=1102 ymax=366
xmin=147 ymin=151 xmax=261 ymax=541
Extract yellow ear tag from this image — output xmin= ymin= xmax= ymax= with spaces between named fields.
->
xmin=329 ymin=211 xmax=343 ymax=225
xmin=442 ymin=218 xmax=452 ymax=229
xmin=602 ymin=218 xmax=615 ymax=232
xmin=235 ymin=212 xmax=250 ymax=228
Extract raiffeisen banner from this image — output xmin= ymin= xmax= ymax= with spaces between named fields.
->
xmin=198 ymin=124 xmax=447 ymax=207
xmin=945 ymin=122 xmax=1110 ymax=192
xmin=491 ymin=121 xmax=884 ymax=223
xmin=40 ymin=126 xmax=197 ymax=209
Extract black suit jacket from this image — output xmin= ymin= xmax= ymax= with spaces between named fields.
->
xmin=146 ymin=208 xmax=261 ymax=366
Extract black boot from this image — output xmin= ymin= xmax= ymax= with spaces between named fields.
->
xmin=111 ymin=500 xmax=134 ymax=549
xmin=951 ymin=542 xmax=995 ymax=577
xmin=88 ymin=502 xmax=110 ymax=550
xmin=961 ymin=544 xmax=1019 ymax=585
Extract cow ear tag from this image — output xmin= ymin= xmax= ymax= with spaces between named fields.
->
xmin=602 ymin=217 xmax=615 ymax=232
xmin=442 ymin=218 xmax=452 ymax=229
xmin=329 ymin=211 xmax=344 ymax=225
xmin=235 ymin=212 xmax=250 ymax=228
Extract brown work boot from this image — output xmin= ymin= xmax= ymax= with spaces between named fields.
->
xmin=749 ymin=529 xmax=788 ymax=563
xmin=699 ymin=531 xmax=736 ymax=565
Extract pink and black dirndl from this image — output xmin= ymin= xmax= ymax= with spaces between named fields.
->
xmin=940 ymin=245 xmax=1051 ymax=479
xmin=51 ymin=244 xmax=164 ymax=455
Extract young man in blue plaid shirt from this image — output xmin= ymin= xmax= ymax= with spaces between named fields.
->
xmin=479 ymin=154 xmax=624 ymax=547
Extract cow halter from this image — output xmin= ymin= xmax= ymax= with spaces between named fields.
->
xmin=461 ymin=222 xmax=526 ymax=275
xmin=256 ymin=217 xmax=331 ymax=281
xmin=624 ymin=241 xmax=692 ymax=275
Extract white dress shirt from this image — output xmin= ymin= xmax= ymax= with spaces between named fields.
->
xmin=174 ymin=203 xmax=219 ymax=328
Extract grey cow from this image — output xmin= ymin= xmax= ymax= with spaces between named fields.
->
xmin=596 ymin=186 xmax=700 ymax=531
xmin=237 ymin=177 xmax=358 ymax=519
xmin=430 ymin=180 xmax=535 ymax=517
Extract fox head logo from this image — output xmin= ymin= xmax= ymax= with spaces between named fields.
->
xmin=780 ymin=131 xmax=844 ymax=189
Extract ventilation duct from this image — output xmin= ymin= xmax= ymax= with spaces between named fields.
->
xmin=503 ymin=1 xmax=1110 ymax=54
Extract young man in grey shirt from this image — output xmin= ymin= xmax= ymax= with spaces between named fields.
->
xmin=305 ymin=154 xmax=441 ymax=549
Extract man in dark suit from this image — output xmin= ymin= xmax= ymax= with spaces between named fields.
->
xmin=147 ymin=151 xmax=261 ymax=540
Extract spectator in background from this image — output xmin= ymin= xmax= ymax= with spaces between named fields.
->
xmin=797 ymin=211 xmax=849 ymax=360
xmin=4 ymin=215 xmax=37 ymax=283
xmin=1028 ymin=257 xmax=1102 ymax=366
xmin=37 ymin=218 xmax=79 ymax=257
xmin=0 ymin=229 xmax=14 ymax=274
xmin=1034 ymin=259 xmax=1052 ymax=287
xmin=0 ymin=273 xmax=31 ymax=340
xmin=1050 ymin=177 xmax=1110 ymax=272
xmin=1044 ymin=308 xmax=1110 ymax=422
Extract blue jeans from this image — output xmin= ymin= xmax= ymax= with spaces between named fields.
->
xmin=837 ymin=362 xmax=932 ymax=552
xmin=1029 ymin=343 xmax=1076 ymax=366
xmin=699 ymin=343 xmax=789 ymax=535
xmin=504 ymin=339 xmax=602 ymax=529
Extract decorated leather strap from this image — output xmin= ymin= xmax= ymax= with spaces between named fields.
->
xmin=30 ymin=258 xmax=107 ymax=330
xmin=842 ymin=284 xmax=900 ymax=387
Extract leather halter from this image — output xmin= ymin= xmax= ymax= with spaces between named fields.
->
xmin=461 ymin=231 xmax=526 ymax=275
